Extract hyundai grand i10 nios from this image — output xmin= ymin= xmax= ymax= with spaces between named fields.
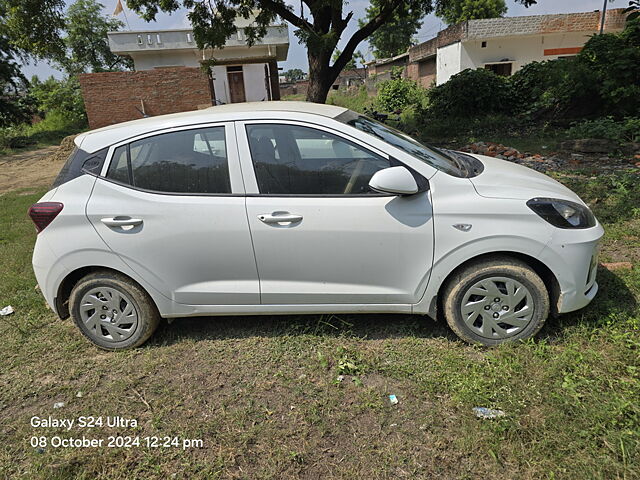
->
xmin=29 ymin=102 xmax=603 ymax=349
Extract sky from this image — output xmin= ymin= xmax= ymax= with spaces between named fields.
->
xmin=20 ymin=0 xmax=614 ymax=80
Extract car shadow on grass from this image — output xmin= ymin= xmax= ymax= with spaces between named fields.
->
xmin=147 ymin=266 xmax=636 ymax=348
xmin=149 ymin=312 xmax=457 ymax=347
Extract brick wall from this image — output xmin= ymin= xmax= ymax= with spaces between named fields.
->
xmin=409 ymin=37 xmax=437 ymax=63
xmin=466 ymin=8 xmax=627 ymax=39
xmin=79 ymin=67 xmax=212 ymax=129
xmin=406 ymin=58 xmax=436 ymax=89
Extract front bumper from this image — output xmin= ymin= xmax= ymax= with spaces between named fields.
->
xmin=538 ymin=223 xmax=604 ymax=314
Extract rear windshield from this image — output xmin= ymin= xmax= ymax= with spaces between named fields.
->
xmin=336 ymin=111 xmax=466 ymax=177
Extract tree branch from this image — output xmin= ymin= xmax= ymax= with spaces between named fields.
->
xmin=257 ymin=0 xmax=313 ymax=32
xmin=331 ymin=5 xmax=396 ymax=75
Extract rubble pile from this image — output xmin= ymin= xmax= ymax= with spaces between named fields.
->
xmin=458 ymin=141 xmax=640 ymax=173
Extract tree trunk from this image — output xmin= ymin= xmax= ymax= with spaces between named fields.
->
xmin=305 ymin=52 xmax=338 ymax=104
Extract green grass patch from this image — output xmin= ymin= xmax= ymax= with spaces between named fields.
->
xmin=0 ymin=174 xmax=638 ymax=479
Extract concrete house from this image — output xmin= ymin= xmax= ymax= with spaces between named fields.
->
xmin=79 ymin=16 xmax=289 ymax=129
xmin=404 ymin=8 xmax=628 ymax=88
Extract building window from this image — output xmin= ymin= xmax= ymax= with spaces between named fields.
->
xmin=137 ymin=35 xmax=143 ymax=45
xmin=147 ymin=34 xmax=153 ymax=45
xmin=186 ymin=33 xmax=193 ymax=43
xmin=485 ymin=63 xmax=512 ymax=77
xmin=481 ymin=41 xmax=487 ymax=48
xmin=156 ymin=34 xmax=162 ymax=44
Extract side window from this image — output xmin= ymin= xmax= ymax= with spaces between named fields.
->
xmin=107 ymin=146 xmax=129 ymax=184
xmin=246 ymin=124 xmax=390 ymax=195
xmin=105 ymin=127 xmax=231 ymax=194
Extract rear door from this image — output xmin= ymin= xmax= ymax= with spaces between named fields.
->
xmin=86 ymin=124 xmax=260 ymax=305
xmin=236 ymin=120 xmax=434 ymax=306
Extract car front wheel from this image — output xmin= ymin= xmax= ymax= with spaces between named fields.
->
xmin=442 ymin=257 xmax=550 ymax=346
xmin=69 ymin=271 xmax=160 ymax=350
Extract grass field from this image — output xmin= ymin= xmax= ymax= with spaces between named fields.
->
xmin=0 ymin=170 xmax=638 ymax=479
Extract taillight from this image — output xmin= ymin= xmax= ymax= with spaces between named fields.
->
xmin=28 ymin=202 xmax=64 ymax=233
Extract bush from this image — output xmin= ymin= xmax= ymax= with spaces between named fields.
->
xmin=376 ymin=76 xmax=426 ymax=112
xmin=578 ymin=18 xmax=640 ymax=116
xmin=30 ymin=75 xmax=87 ymax=125
xmin=509 ymin=59 xmax=599 ymax=119
xmin=567 ymin=117 xmax=640 ymax=143
xmin=425 ymin=68 xmax=513 ymax=119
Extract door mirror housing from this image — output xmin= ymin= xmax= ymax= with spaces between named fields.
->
xmin=369 ymin=166 xmax=419 ymax=195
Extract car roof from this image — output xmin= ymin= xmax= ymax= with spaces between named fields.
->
xmin=75 ymin=101 xmax=349 ymax=153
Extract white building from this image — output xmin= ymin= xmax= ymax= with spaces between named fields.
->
xmin=405 ymin=8 xmax=628 ymax=87
xmin=108 ymin=17 xmax=289 ymax=104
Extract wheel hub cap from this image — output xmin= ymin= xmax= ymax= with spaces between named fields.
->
xmin=79 ymin=287 xmax=139 ymax=343
xmin=460 ymin=276 xmax=534 ymax=339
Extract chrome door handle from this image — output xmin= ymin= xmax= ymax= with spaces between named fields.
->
xmin=258 ymin=213 xmax=303 ymax=224
xmin=101 ymin=217 xmax=143 ymax=227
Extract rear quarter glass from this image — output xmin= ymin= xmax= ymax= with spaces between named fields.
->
xmin=52 ymin=146 xmax=109 ymax=189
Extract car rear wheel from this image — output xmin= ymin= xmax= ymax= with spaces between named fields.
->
xmin=69 ymin=271 xmax=160 ymax=350
xmin=442 ymin=257 xmax=550 ymax=346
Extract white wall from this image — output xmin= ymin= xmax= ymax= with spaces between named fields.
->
xmin=132 ymin=51 xmax=200 ymax=70
xmin=436 ymin=31 xmax=594 ymax=84
xmin=243 ymin=63 xmax=269 ymax=101
xmin=436 ymin=42 xmax=462 ymax=85
xmin=211 ymin=63 xmax=269 ymax=104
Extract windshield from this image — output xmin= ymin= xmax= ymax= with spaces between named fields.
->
xmin=336 ymin=111 xmax=464 ymax=177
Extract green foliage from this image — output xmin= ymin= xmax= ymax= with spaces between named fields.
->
xmin=436 ymin=0 xmax=507 ymax=25
xmin=361 ymin=0 xmax=424 ymax=58
xmin=567 ymin=117 xmax=640 ymax=143
xmin=509 ymin=59 xmax=598 ymax=118
xmin=376 ymin=76 xmax=426 ymax=112
xmin=578 ymin=18 xmax=640 ymax=117
xmin=0 ymin=109 xmax=85 ymax=153
xmin=0 ymin=33 xmax=32 ymax=126
xmin=332 ymin=49 xmax=365 ymax=70
xmin=58 ymin=0 xmax=133 ymax=74
xmin=282 ymin=68 xmax=306 ymax=82
xmin=30 ymin=76 xmax=86 ymax=125
xmin=327 ymin=86 xmax=373 ymax=114
xmin=1 ymin=0 xmax=66 ymax=58
xmin=426 ymin=68 xmax=513 ymax=118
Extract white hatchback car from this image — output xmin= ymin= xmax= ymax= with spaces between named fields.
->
xmin=30 ymin=102 xmax=603 ymax=349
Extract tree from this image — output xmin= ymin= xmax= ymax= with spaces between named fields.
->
xmin=58 ymin=0 xmax=133 ymax=74
xmin=127 ymin=0 xmax=537 ymax=104
xmin=0 ymin=32 xmax=32 ymax=126
xmin=283 ymin=68 xmax=305 ymax=82
xmin=332 ymin=49 xmax=364 ymax=70
xmin=362 ymin=0 xmax=423 ymax=58
xmin=1 ymin=0 xmax=66 ymax=58
xmin=436 ymin=0 xmax=507 ymax=25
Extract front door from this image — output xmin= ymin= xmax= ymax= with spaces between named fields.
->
xmin=86 ymin=124 xmax=259 ymax=305
xmin=237 ymin=121 xmax=434 ymax=305
xmin=227 ymin=66 xmax=246 ymax=103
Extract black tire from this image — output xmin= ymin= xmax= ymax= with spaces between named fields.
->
xmin=442 ymin=257 xmax=549 ymax=346
xmin=69 ymin=271 xmax=160 ymax=350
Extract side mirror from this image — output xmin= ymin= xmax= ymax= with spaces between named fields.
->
xmin=369 ymin=166 xmax=419 ymax=195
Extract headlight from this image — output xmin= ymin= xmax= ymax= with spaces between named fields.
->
xmin=527 ymin=198 xmax=596 ymax=229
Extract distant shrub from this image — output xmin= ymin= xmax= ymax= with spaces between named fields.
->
xmin=30 ymin=76 xmax=87 ymax=125
xmin=327 ymin=86 xmax=373 ymax=114
xmin=509 ymin=59 xmax=598 ymax=119
xmin=376 ymin=76 xmax=426 ymax=112
xmin=578 ymin=18 xmax=640 ymax=116
xmin=568 ymin=117 xmax=640 ymax=143
xmin=425 ymin=68 xmax=513 ymax=119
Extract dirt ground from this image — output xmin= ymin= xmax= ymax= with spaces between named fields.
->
xmin=0 ymin=136 xmax=77 ymax=194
